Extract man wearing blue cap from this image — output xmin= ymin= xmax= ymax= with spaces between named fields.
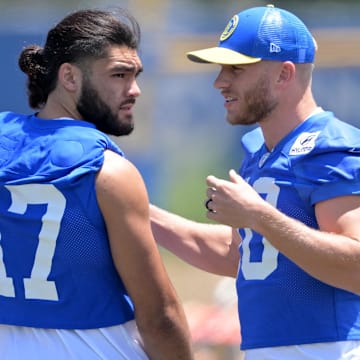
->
xmin=151 ymin=4 xmax=360 ymax=359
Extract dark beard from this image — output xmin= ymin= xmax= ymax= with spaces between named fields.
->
xmin=77 ymin=79 xmax=134 ymax=136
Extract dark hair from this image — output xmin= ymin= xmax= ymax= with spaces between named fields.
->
xmin=18 ymin=8 xmax=141 ymax=109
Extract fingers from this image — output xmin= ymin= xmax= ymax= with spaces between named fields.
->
xmin=205 ymin=174 xmax=230 ymax=215
xmin=205 ymin=184 xmax=217 ymax=213
xmin=229 ymin=169 xmax=240 ymax=183
xmin=206 ymin=174 xmax=219 ymax=188
xmin=207 ymin=170 xmax=241 ymax=188
xmin=206 ymin=185 xmax=216 ymax=199
xmin=204 ymin=198 xmax=215 ymax=213
xmin=205 ymin=171 xmax=241 ymax=224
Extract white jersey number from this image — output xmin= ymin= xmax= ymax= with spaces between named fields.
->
xmin=0 ymin=184 xmax=66 ymax=300
xmin=241 ymin=177 xmax=280 ymax=280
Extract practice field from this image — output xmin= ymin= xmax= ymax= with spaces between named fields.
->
xmin=164 ymin=251 xmax=245 ymax=360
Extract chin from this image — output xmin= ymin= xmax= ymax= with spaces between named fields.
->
xmin=226 ymin=116 xmax=239 ymax=126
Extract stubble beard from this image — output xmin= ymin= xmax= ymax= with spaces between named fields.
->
xmin=229 ymin=75 xmax=278 ymax=126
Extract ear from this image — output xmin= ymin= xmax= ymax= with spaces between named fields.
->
xmin=58 ymin=63 xmax=81 ymax=92
xmin=277 ymin=61 xmax=296 ymax=85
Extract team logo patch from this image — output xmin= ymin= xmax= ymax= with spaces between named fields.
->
xmin=220 ymin=15 xmax=239 ymax=41
xmin=289 ymin=131 xmax=320 ymax=155
xmin=258 ymin=152 xmax=271 ymax=168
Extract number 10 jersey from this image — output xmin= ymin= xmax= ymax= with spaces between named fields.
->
xmin=237 ymin=111 xmax=360 ymax=350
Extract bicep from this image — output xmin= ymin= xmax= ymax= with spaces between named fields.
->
xmin=315 ymin=195 xmax=360 ymax=241
xmin=96 ymin=151 xmax=172 ymax=310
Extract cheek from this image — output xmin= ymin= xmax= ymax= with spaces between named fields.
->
xmin=100 ymin=83 xmax=121 ymax=102
xmin=107 ymin=81 xmax=126 ymax=96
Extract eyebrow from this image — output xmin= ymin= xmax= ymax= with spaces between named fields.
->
xmin=112 ymin=64 xmax=144 ymax=75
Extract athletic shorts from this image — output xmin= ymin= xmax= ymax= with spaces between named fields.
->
xmin=0 ymin=320 xmax=148 ymax=359
xmin=243 ymin=341 xmax=360 ymax=360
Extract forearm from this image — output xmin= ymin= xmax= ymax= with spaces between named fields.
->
xmin=137 ymin=303 xmax=194 ymax=360
xmin=150 ymin=204 xmax=239 ymax=277
xmin=254 ymin=203 xmax=360 ymax=294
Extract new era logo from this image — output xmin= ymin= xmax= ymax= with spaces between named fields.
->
xmin=270 ymin=42 xmax=281 ymax=53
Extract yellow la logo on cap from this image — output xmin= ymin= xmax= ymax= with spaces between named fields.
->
xmin=220 ymin=15 xmax=239 ymax=42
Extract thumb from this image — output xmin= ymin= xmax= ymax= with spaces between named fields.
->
xmin=229 ymin=169 xmax=241 ymax=184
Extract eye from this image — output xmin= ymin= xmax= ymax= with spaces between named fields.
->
xmin=231 ymin=65 xmax=243 ymax=71
xmin=113 ymin=73 xmax=126 ymax=78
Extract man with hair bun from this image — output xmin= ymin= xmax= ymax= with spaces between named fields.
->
xmin=0 ymin=8 xmax=194 ymax=360
xmin=151 ymin=4 xmax=360 ymax=359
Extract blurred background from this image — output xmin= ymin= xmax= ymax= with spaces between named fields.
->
xmin=1 ymin=0 xmax=359 ymax=358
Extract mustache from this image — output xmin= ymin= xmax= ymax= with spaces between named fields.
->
xmin=120 ymin=98 xmax=136 ymax=107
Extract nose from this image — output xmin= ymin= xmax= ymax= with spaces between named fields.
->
xmin=214 ymin=66 xmax=230 ymax=90
xmin=128 ymin=79 xmax=141 ymax=97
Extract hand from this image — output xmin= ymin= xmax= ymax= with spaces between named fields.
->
xmin=205 ymin=169 xmax=266 ymax=228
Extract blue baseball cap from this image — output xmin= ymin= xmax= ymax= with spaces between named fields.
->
xmin=187 ymin=4 xmax=317 ymax=65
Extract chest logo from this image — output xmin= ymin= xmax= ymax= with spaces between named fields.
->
xmin=289 ymin=131 xmax=320 ymax=155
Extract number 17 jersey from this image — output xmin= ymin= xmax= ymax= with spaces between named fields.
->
xmin=0 ymin=111 xmax=135 ymax=329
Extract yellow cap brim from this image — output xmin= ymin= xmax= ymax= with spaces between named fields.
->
xmin=187 ymin=47 xmax=261 ymax=65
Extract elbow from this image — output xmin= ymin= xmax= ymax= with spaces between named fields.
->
xmin=137 ymin=302 xmax=188 ymax=336
xmin=135 ymin=301 xmax=192 ymax=343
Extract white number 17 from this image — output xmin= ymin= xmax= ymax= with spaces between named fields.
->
xmin=0 ymin=184 xmax=66 ymax=301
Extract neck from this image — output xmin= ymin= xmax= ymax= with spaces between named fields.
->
xmin=37 ymin=90 xmax=80 ymax=121
xmin=260 ymin=96 xmax=318 ymax=151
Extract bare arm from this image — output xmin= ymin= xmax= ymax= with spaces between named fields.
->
xmin=150 ymin=205 xmax=240 ymax=278
xmin=206 ymin=169 xmax=360 ymax=294
xmin=96 ymin=150 xmax=194 ymax=360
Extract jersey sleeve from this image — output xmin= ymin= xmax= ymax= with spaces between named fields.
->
xmin=291 ymin=120 xmax=360 ymax=205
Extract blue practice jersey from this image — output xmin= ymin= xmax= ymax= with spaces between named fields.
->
xmin=237 ymin=111 xmax=360 ymax=349
xmin=0 ymin=111 xmax=135 ymax=329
